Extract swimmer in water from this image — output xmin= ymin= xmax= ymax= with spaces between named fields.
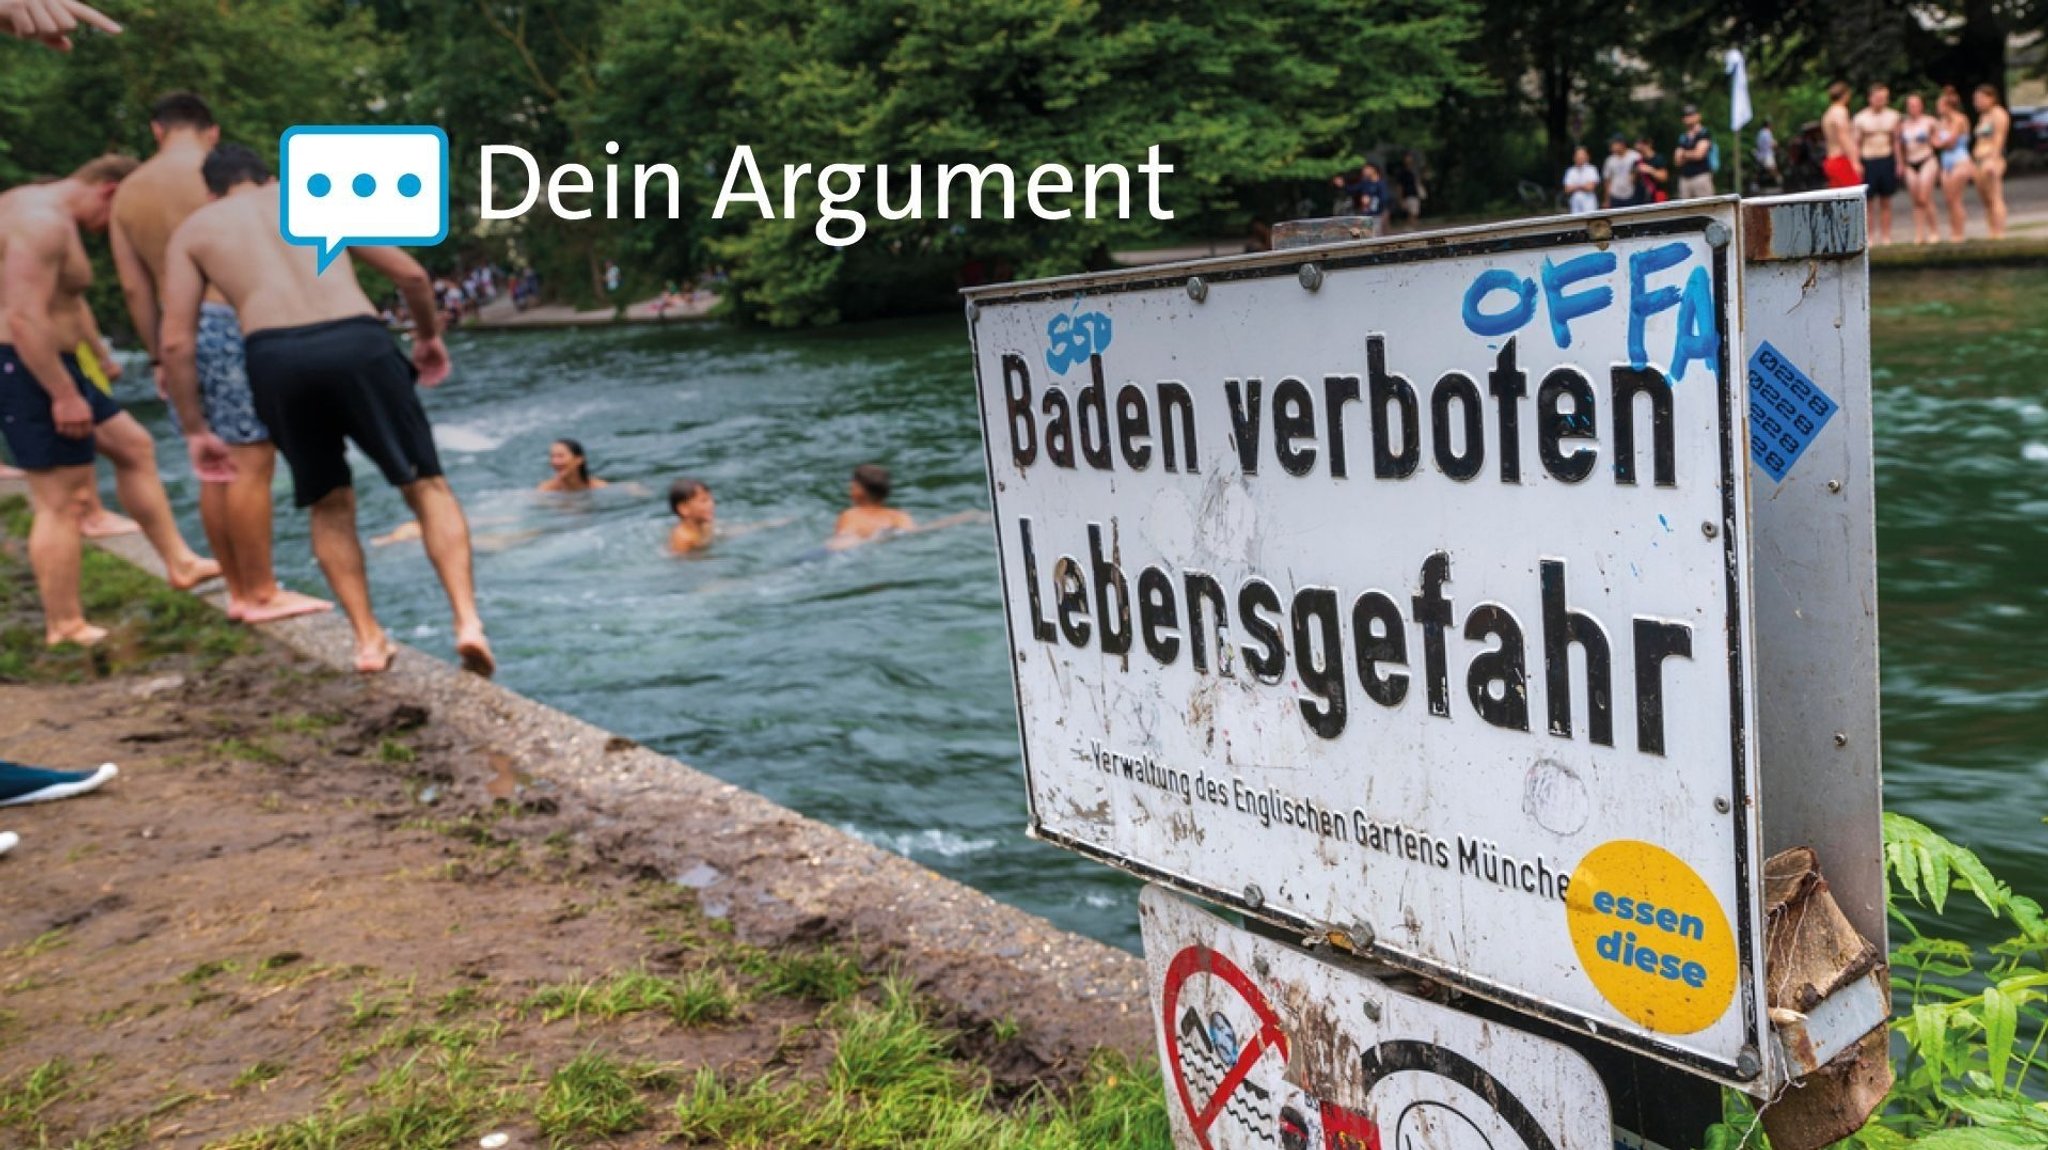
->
xmin=828 ymin=464 xmax=914 ymax=548
xmin=825 ymin=463 xmax=986 ymax=551
xmin=668 ymin=477 xmax=715 ymax=554
xmin=538 ymin=437 xmax=608 ymax=492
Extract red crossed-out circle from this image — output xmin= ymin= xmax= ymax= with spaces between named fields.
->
xmin=1161 ymin=945 xmax=1292 ymax=1150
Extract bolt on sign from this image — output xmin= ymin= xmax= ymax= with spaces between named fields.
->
xmin=967 ymin=200 xmax=1798 ymax=1086
xmin=1141 ymin=887 xmax=1613 ymax=1150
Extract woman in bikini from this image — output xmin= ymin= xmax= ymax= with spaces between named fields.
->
xmin=1898 ymin=93 xmax=1941 ymax=244
xmin=1934 ymin=87 xmax=1976 ymax=242
xmin=1972 ymin=84 xmax=2010 ymax=239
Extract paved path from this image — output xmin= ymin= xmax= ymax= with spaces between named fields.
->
xmin=467 ymin=289 xmax=719 ymax=330
xmin=1113 ymin=171 xmax=2048 ymax=266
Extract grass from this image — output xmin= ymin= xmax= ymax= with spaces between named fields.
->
xmin=526 ymin=968 xmax=739 ymax=1027
xmin=745 ymin=947 xmax=866 ymax=1004
xmin=0 ymin=1058 xmax=85 ymax=1144
xmin=14 ymin=941 xmax=1166 ymax=1150
xmin=670 ymin=980 xmax=1173 ymax=1150
xmin=534 ymin=1052 xmax=663 ymax=1141
xmin=2 ymin=927 xmax=70 ymax=961
xmin=0 ymin=496 xmax=254 ymax=682
xmin=213 ymin=737 xmax=285 ymax=766
xmin=214 ymin=1045 xmax=510 ymax=1150
xmin=181 ymin=958 xmax=241 ymax=985
xmin=271 ymin=712 xmax=342 ymax=735
xmin=232 ymin=1061 xmax=287 ymax=1090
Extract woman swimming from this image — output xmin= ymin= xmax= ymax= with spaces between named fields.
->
xmin=1934 ymin=87 xmax=1976 ymax=243
xmin=1899 ymin=94 xmax=1940 ymax=245
xmin=538 ymin=438 xmax=609 ymax=492
xmin=1972 ymin=84 xmax=2010 ymax=239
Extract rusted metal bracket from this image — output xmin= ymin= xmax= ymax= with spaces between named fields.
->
xmin=1742 ymin=193 xmax=1868 ymax=263
xmin=1758 ymin=846 xmax=1891 ymax=1150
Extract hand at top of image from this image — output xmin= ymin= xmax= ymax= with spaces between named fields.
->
xmin=1 ymin=0 xmax=121 ymax=50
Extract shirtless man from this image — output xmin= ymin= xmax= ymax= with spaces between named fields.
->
xmin=1854 ymin=84 xmax=1903 ymax=244
xmin=158 ymin=145 xmax=492 ymax=676
xmin=0 ymin=155 xmax=220 ymax=646
xmin=112 ymin=93 xmax=328 ymax=623
xmin=1821 ymin=81 xmax=1861 ymax=191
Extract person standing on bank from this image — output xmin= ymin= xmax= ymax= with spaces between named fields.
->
xmin=1563 ymin=147 xmax=1600 ymax=215
xmin=1601 ymin=135 xmax=1640 ymax=208
xmin=1633 ymin=134 xmax=1671 ymax=204
xmin=1754 ymin=119 xmax=1780 ymax=190
xmin=1933 ymin=87 xmax=1976 ymax=242
xmin=157 ymin=145 xmax=493 ymax=676
xmin=110 ymin=93 xmax=330 ymax=624
xmin=0 ymin=155 xmax=221 ymax=647
xmin=1822 ymin=82 xmax=1862 ymax=190
xmin=1972 ymin=84 xmax=2010 ymax=240
xmin=1898 ymin=92 xmax=1941 ymax=245
xmin=1854 ymin=84 xmax=1902 ymax=244
xmin=1674 ymin=105 xmax=1715 ymax=200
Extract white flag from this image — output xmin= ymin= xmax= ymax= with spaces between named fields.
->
xmin=1725 ymin=49 xmax=1753 ymax=132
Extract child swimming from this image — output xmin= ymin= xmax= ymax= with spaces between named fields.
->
xmin=828 ymin=464 xmax=915 ymax=548
xmin=668 ymin=477 xmax=716 ymax=554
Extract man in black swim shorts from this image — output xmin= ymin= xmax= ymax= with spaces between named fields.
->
xmin=1854 ymin=84 xmax=1902 ymax=244
xmin=158 ymin=144 xmax=494 ymax=676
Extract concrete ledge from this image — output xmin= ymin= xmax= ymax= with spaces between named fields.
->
xmin=5 ymin=480 xmax=1150 ymax=1070
xmin=1868 ymin=236 xmax=2048 ymax=269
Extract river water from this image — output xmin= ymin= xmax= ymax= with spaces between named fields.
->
xmin=132 ymin=268 xmax=2048 ymax=954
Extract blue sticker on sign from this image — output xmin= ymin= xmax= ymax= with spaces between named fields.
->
xmin=1747 ymin=341 xmax=1837 ymax=482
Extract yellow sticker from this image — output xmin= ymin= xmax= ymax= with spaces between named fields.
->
xmin=1565 ymin=840 xmax=1737 ymax=1034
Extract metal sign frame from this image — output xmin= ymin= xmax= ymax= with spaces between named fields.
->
xmin=966 ymin=202 xmax=1774 ymax=1086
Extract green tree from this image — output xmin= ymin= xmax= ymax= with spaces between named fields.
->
xmin=0 ymin=0 xmax=391 ymax=183
xmin=360 ymin=0 xmax=615 ymax=293
xmin=581 ymin=0 xmax=1482 ymax=326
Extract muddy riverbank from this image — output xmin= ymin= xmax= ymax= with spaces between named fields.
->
xmin=0 ymin=497 xmax=1161 ymax=1148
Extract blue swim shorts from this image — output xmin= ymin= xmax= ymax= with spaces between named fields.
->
xmin=0 ymin=345 xmax=123 ymax=470
xmin=197 ymin=302 xmax=268 ymax=446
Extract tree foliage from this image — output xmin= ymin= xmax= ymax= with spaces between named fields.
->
xmin=0 ymin=0 xmax=390 ymax=184
xmin=578 ymin=0 xmax=1482 ymax=324
xmin=1 ymin=0 xmax=2036 ymax=327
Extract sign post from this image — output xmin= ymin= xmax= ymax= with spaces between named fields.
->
xmin=966 ymin=191 xmax=1882 ymax=1146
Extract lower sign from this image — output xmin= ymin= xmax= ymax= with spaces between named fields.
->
xmin=1142 ymin=887 xmax=1611 ymax=1150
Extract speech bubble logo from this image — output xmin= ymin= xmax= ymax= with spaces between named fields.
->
xmin=279 ymin=126 xmax=448 ymax=274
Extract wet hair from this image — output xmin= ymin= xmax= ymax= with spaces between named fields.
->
xmin=69 ymin=154 xmax=138 ymax=185
xmin=150 ymin=92 xmax=215 ymax=131
xmin=668 ymin=477 xmax=708 ymax=514
xmin=1827 ymin=81 xmax=1851 ymax=103
xmin=201 ymin=144 xmax=270 ymax=195
xmin=851 ymin=464 xmax=892 ymax=503
xmin=554 ymin=438 xmax=590 ymax=484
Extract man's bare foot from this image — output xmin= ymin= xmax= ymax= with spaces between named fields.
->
xmin=46 ymin=621 xmax=109 ymax=649
xmin=456 ymin=627 xmax=495 ymax=678
xmin=355 ymin=633 xmax=398 ymax=674
xmin=0 ymin=464 xmax=23 ymax=480
xmin=80 ymin=510 xmax=141 ymax=538
xmin=166 ymin=557 xmax=224 ymax=591
xmin=237 ymin=589 xmax=334 ymax=624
